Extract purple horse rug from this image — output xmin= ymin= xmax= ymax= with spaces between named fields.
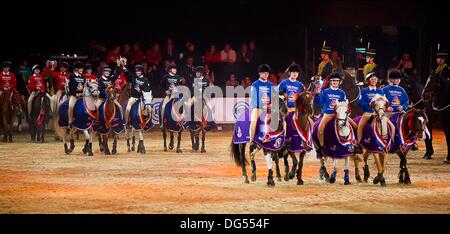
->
xmin=285 ymin=112 xmax=313 ymax=153
xmin=93 ymin=100 xmax=125 ymax=135
xmin=232 ymin=110 xmax=285 ymax=151
xmin=388 ymin=113 xmax=429 ymax=155
xmin=354 ymin=115 xmax=394 ymax=154
xmin=58 ymin=99 xmax=96 ymax=130
xmin=312 ymin=117 xmax=357 ymax=159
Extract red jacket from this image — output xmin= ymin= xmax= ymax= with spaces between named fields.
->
xmin=83 ymin=73 xmax=97 ymax=81
xmin=0 ymin=72 xmax=17 ymax=90
xmin=204 ymin=51 xmax=221 ymax=63
xmin=28 ymin=74 xmax=46 ymax=91
xmin=114 ymin=73 xmax=128 ymax=93
xmin=43 ymin=67 xmax=70 ymax=91
xmin=132 ymin=49 xmax=145 ymax=64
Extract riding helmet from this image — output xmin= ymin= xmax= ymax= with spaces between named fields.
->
xmin=32 ymin=64 xmax=41 ymax=71
xmin=287 ymin=64 xmax=301 ymax=73
xmin=388 ymin=70 xmax=402 ymax=80
xmin=329 ymin=72 xmax=342 ymax=81
xmin=1 ymin=61 xmax=12 ymax=68
xmin=73 ymin=61 xmax=84 ymax=70
xmin=257 ymin=64 xmax=272 ymax=73
xmin=194 ymin=66 xmax=205 ymax=74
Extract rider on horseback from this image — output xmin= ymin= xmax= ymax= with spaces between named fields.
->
xmin=249 ymin=64 xmax=275 ymax=152
xmin=0 ymin=61 xmax=17 ymax=98
xmin=83 ymin=64 xmax=97 ymax=82
xmin=278 ymin=64 xmax=304 ymax=113
xmin=43 ymin=61 xmax=70 ymax=104
xmin=27 ymin=64 xmax=51 ymax=115
xmin=160 ymin=63 xmax=185 ymax=127
xmin=67 ymin=61 xmax=86 ymax=131
xmin=383 ymin=71 xmax=409 ymax=118
xmin=314 ymin=72 xmax=359 ymax=153
xmin=357 ymin=72 xmax=386 ymax=145
xmin=124 ymin=64 xmax=151 ymax=126
xmin=191 ymin=66 xmax=210 ymax=111
xmin=96 ymin=64 xmax=123 ymax=112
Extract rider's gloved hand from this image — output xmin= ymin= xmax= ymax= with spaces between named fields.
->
xmin=387 ymin=107 xmax=394 ymax=112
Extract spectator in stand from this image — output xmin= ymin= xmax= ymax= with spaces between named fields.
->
xmin=248 ymin=41 xmax=262 ymax=79
xmin=180 ymin=56 xmax=195 ymax=85
xmin=130 ymin=42 xmax=145 ymax=65
xmin=183 ymin=41 xmax=201 ymax=66
xmin=277 ymin=71 xmax=286 ymax=83
xmin=225 ymin=73 xmax=239 ymax=87
xmin=396 ymin=52 xmax=414 ymax=74
xmin=204 ymin=44 xmax=221 ymax=64
xmin=163 ymin=38 xmax=178 ymax=62
xmin=240 ymin=76 xmax=252 ymax=88
xmin=15 ymin=59 xmax=31 ymax=97
xmin=204 ymin=64 xmax=215 ymax=85
xmin=237 ymin=43 xmax=252 ymax=78
xmin=146 ymin=43 xmax=162 ymax=70
xmin=220 ymin=43 xmax=237 ymax=64
xmin=106 ymin=45 xmax=121 ymax=65
xmin=268 ymin=73 xmax=279 ymax=86
xmin=331 ymin=50 xmax=344 ymax=73
xmin=88 ymin=41 xmax=108 ymax=65
xmin=122 ymin=43 xmax=132 ymax=61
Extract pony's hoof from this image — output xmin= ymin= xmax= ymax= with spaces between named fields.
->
xmin=127 ymin=148 xmax=131 ymax=152
xmin=169 ymin=144 xmax=174 ymax=150
xmin=404 ymin=177 xmax=411 ymax=185
xmin=131 ymin=146 xmax=135 ymax=151
xmin=288 ymin=171 xmax=296 ymax=180
xmin=380 ymin=177 xmax=386 ymax=187
xmin=104 ymin=150 xmax=111 ymax=155
xmin=112 ymin=149 xmax=117 ymax=155
xmin=329 ymin=172 xmax=336 ymax=184
xmin=373 ymin=176 xmax=380 ymax=184
xmin=297 ymin=179 xmax=304 ymax=185
xmin=201 ymin=148 xmax=206 ymax=153
xmin=355 ymin=174 xmax=362 ymax=183
xmin=277 ymin=177 xmax=282 ymax=182
xmin=163 ymin=148 xmax=167 ymax=152
xmin=344 ymin=180 xmax=351 ymax=185
xmin=251 ymin=174 xmax=256 ymax=182
xmin=176 ymin=149 xmax=182 ymax=153
xmin=284 ymin=175 xmax=289 ymax=182
xmin=88 ymin=152 xmax=94 ymax=156
xmin=82 ymin=148 xmax=87 ymax=154
xmin=244 ymin=176 xmax=249 ymax=184
xmin=267 ymin=180 xmax=275 ymax=188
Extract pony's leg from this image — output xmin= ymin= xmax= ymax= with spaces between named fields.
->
xmin=200 ymin=130 xmax=206 ymax=153
xmin=102 ymin=134 xmax=110 ymax=155
xmin=126 ymin=128 xmax=131 ymax=152
xmin=274 ymin=152 xmax=282 ymax=182
xmin=112 ymin=133 xmax=118 ymax=155
xmin=162 ymin=127 xmax=167 ymax=151
xmin=289 ymin=152 xmax=298 ymax=180
xmin=250 ymin=153 xmax=257 ymax=182
xmin=169 ymin=131 xmax=174 ymax=150
xmin=329 ymin=159 xmax=337 ymax=184
xmin=137 ymin=130 xmax=145 ymax=154
xmin=82 ymin=139 xmax=89 ymax=154
xmin=264 ymin=151 xmax=275 ymax=187
xmin=190 ymin=130 xmax=195 ymax=150
xmin=98 ymin=134 xmax=104 ymax=152
xmin=69 ymin=131 xmax=75 ymax=152
xmin=319 ymin=156 xmax=330 ymax=181
xmin=281 ymin=151 xmax=289 ymax=181
xmin=83 ymin=129 xmax=93 ymax=156
xmin=176 ymin=131 xmax=182 ymax=153
xmin=62 ymin=132 xmax=71 ymax=154
xmin=297 ymin=152 xmax=305 ymax=185
xmin=131 ymin=129 xmax=136 ymax=151
xmin=372 ymin=153 xmax=386 ymax=186
xmin=344 ymin=157 xmax=350 ymax=185
xmin=397 ymin=152 xmax=406 ymax=184
xmin=363 ymin=151 xmax=370 ymax=182
xmin=238 ymin=144 xmax=249 ymax=184
xmin=352 ymin=154 xmax=362 ymax=182
xmin=195 ymin=130 xmax=200 ymax=151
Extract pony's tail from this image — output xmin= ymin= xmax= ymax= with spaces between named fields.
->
xmin=230 ymin=140 xmax=248 ymax=167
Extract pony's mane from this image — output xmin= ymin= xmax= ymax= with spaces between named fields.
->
xmin=371 ymin=94 xmax=388 ymax=103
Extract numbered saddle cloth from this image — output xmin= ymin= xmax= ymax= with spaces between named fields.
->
xmin=94 ymin=100 xmax=125 ymax=134
xmin=233 ymin=110 xmax=285 ymax=151
xmin=312 ymin=117 xmax=356 ymax=159
xmin=285 ymin=112 xmax=313 ymax=153
xmin=354 ymin=115 xmax=393 ymax=154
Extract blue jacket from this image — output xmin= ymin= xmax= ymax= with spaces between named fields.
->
xmin=250 ymin=79 xmax=275 ymax=109
xmin=313 ymin=87 xmax=347 ymax=114
xmin=277 ymin=79 xmax=304 ymax=108
xmin=359 ymin=87 xmax=385 ymax=113
xmin=383 ymin=84 xmax=409 ymax=112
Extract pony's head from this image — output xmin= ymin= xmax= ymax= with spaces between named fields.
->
xmin=335 ymin=100 xmax=350 ymax=127
xmin=11 ymin=91 xmax=24 ymax=115
xmin=295 ymin=91 xmax=314 ymax=116
xmin=85 ymin=80 xmax=100 ymax=98
xmin=141 ymin=90 xmax=153 ymax=110
xmin=408 ymin=109 xmax=429 ymax=140
xmin=277 ymin=95 xmax=288 ymax=118
xmin=370 ymin=94 xmax=388 ymax=119
xmin=106 ymin=84 xmax=116 ymax=102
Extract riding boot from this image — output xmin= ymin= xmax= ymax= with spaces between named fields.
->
xmin=344 ymin=169 xmax=350 ymax=185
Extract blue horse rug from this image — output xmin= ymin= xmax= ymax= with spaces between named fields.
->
xmin=388 ymin=113 xmax=429 ymax=155
xmin=232 ymin=110 xmax=285 ymax=151
xmin=129 ymin=100 xmax=154 ymax=131
xmin=354 ymin=115 xmax=394 ymax=154
xmin=58 ymin=98 xmax=96 ymax=130
xmin=312 ymin=117 xmax=356 ymax=159
xmin=93 ymin=100 xmax=125 ymax=134
xmin=159 ymin=98 xmax=185 ymax=132
xmin=285 ymin=112 xmax=313 ymax=153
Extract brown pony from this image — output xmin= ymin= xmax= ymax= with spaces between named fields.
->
xmin=0 ymin=90 xmax=24 ymax=142
xmin=29 ymin=91 xmax=51 ymax=142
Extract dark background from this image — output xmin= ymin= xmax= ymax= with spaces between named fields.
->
xmin=1 ymin=0 xmax=449 ymax=81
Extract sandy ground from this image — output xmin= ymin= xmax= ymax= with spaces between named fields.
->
xmin=0 ymin=128 xmax=449 ymax=214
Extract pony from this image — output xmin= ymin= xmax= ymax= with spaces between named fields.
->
xmin=230 ymin=96 xmax=288 ymax=187
xmin=0 ymin=90 xmax=24 ymax=142
xmin=160 ymin=93 xmax=186 ymax=153
xmin=186 ymin=96 xmax=216 ymax=153
xmin=95 ymin=85 xmax=125 ymax=155
xmin=56 ymin=80 xmax=100 ymax=156
xmin=312 ymin=100 xmax=357 ymax=185
xmin=28 ymin=91 xmax=51 ymax=142
xmin=126 ymin=90 xmax=154 ymax=153
xmin=353 ymin=94 xmax=395 ymax=186
xmin=281 ymin=91 xmax=314 ymax=185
